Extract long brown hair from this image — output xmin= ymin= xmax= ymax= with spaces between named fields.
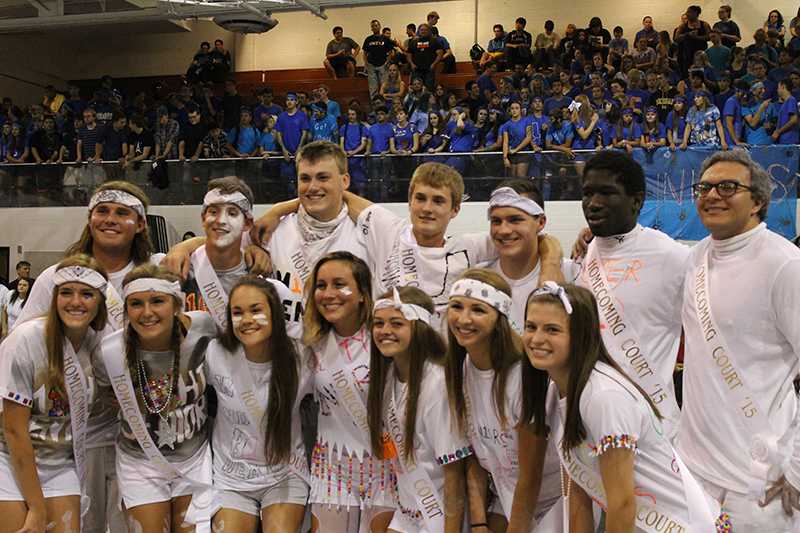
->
xmin=66 ymin=181 xmax=154 ymax=265
xmin=45 ymin=254 xmax=108 ymax=395
xmin=444 ymin=268 xmax=522 ymax=434
xmin=302 ymin=251 xmax=373 ymax=347
xmin=122 ymin=264 xmax=186 ymax=409
xmin=367 ymin=287 xmax=445 ymax=461
xmin=221 ymin=276 xmax=300 ymax=464
xmin=520 ymin=284 xmax=661 ymax=457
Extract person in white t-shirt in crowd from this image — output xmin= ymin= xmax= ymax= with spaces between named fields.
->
xmin=484 ymin=180 xmax=576 ymax=334
xmin=522 ymin=282 xmax=725 ymax=532
xmin=576 ymin=150 xmax=688 ymax=437
xmin=1 ymin=276 xmax=30 ymax=337
xmin=0 ymin=282 xmax=8 ymax=339
xmin=678 ymin=149 xmax=800 ymax=532
xmin=206 ymin=276 xmax=312 ymax=532
xmin=0 ymin=255 xmax=107 ymax=533
xmin=368 ymin=286 xmax=470 ymax=532
xmin=446 ymin=269 xmax=561 ymax=533
xmin=302 ymin=252 xmax=395 ymax=533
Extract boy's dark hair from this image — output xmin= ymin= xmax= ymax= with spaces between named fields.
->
xmin=516 ymin=17 xmax=526 ymax=26
xmin=493 ymin=24 xmax=504 ymax=32
xmin=407 ymin=23 xmax=416 ymax=31
xmin=332 ymin=26 xmax=343 ymax=33
xmin=613 ymin=25 xmax=623 ymax=33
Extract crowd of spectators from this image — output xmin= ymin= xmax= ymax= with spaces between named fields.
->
xmin=3 ymin=5 xmax=800 ymax=185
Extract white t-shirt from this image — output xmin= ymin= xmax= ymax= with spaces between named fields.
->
xmin=0 ymin=318 xmax=99 ymax=467
xmin=387 ymin=361 xmax=472 ymax=527
xmin=575 ymin=225 xmax=688 ymax=435
xmin=356 ymin=204 xmax=496 ymax=332
xmin=678 ymin=223 xmax=800 ymax=493
xmin=464 ymin=360 xmax=561 ymax=523
xmin=205 ymin=338 xmax=312 ymax=491
xmin=550 ymin=362 xmax=704 ymax=531
xmin=485 ymin=257 xmax=580 ymax=335
xmin=267 ymin=211 xmax=366 ymax=333
xmin=4 ymin=296 xmax=26 ymax=331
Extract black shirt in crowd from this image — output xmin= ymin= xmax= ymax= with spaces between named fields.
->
xmin=712 ymin=20 xmax=741 ymax=49
xmin=96 ymin=124 xmax=127 ymax=160
xmin=506 ymin=29 xmax=533 ymax=49
xmin=408 ymin=36 xmax=443 ymax=70
xmin=363 ymin=34 xmax=393 ymax=67
xmin=180 ymin=121 xmax=209 ymax=157
xmin=29 ymin=129 xmax=62 ymax=160
xmin=128 ymin=129 xmax=154 ymax=157
xmin=222 ymin=93 xmax=242 ymax=131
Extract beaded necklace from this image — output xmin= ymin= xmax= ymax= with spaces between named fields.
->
xmin=136 ymin=350 xmax=179 ymax=418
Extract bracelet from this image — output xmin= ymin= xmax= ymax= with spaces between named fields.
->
xmin=471 ymin=523 xmax=489 ymax=530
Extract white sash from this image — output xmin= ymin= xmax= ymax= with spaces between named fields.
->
xmin=582 ymin=245 xmax=675 ymax=416
xmin=548 ymin=382 xmax=718 ymax=533
xmin=191 ymin=246 xmax=230 ymax=330
xmin=229 ymin=346 xmax=310 ymax=481
xmin=105 ymin=283 xmax=125 ymax=331
xmin=63 ymin=340 xmax=91 ymax=521
xmin=385 ymin=368 xmax=446 ymax=532
xmin=317 ymin=331 xmax=371 ymax=439
xmin=100 ymin=332 xmax=218 ymax=533
xmin=694 ymin=249 xmax=787 ymax=499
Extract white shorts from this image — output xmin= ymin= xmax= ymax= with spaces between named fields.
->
xmin=0 ymin=453 xmax=79 ymax=501
xmin=701 ymin=477 xmax=800 ymax=533
xmin=216 ymin=473 xmax=309 ymax=516
xmin=116 ymin=444 xmax=210 ymax=509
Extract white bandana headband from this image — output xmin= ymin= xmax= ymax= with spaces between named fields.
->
xmin=449 ymin=278 xmax=512 ymax=317
xmin=202 ymin=189 xmax=253 ymax=219
xmin=52 ymin=265 xmax=107 ymax=292
xmin=374 ymin=287 xmax=433 ymax=324
xmin=89 ymin=189 xmax=146 ymax=219
xmin=122 ymin=278 xmax=186 ymax=307
xmin=531 ymin=281 xmax=573 ymax=314
xmin=487 ymin=187 xmax=544 ymax=219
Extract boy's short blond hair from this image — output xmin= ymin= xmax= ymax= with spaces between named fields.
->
xmin=408 ymin=162 xmax=465 ymax=210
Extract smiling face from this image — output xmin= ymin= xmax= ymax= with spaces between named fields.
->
xmin=447 ymin=296 xmax=497 ymax=354
xmin=408 ymin=183 xmax=458 ymax=244
xmin=313 ymin=260 xmax=364 ymax=332
xmin=696 ymin=161 xmax=763 ymax=240
xmin=489 ymin=206 xmax=545 ymax=262
xmin=582 ymin=169 xmax=642 ymax=237
xmin=297 ymin=156 xmax=349 ymax=222
xmin=522 ymin=301 xmax=570 ymax=376
xmin=202 ymin=203 xmax=251 ymax=250
xmin=230 ymin=285 xmax=272 ymax=349
xmin=373 ymin=307 xmax=412 ymax=359
xmin=57 ymin=282 xmax=101 ymax=333
xmin=89 ymin=202 xmax=145 ymax=253
xmin=126 ymin=291 xmax=178 ymax=349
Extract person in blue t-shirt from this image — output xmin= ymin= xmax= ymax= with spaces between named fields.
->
xmin=613 ymin=107 xmax=642 ymax=153
xmin=258 ymin=115 xmax=280 ymax=156
xmin=544 ymin=79 xmax=572 ymax=116
xmin=225 ymin=107 xmax=259 ymax=157
xmin=526 ymin=96 xmax=550 ymax=150
xmin=389 ymin=109 xmax=418 ymax=154
xmin=367 ymin=106 xmax=394 ymax=154
xmin=310 ymin=103 xmax=339 ymax=143
xmin=684 ymin=90 xmax=727 ymax=149
xmin=741 ymin=86 xmax=777 ymax=145
xmin=545 ymin=106 xmax=575 ymax=157
xmin=340 ymin=108 xmax=369 ymax=194
xmin=570 ymin=95 xmax=602 ymax=151
xmin=500 ymin=101 xmax=531 ymax=177
xmin=667 ymin=96 xmax=689 ymax=150
xmin=420 ymin=111 xmax=449 ymax=155
xmin=773 ymin=79 xmax=799 ymax=144
xmin=275 ymin=92 xmax=310 ymax=183
xmin=640 ymin=106 xmax=666 ymax=151
xmin=253 ymin=88 xmax=283 ymax=129
xmin=443 ymin=110 xmax=478 ymax=174
xmin=721 ymin=80 xmax=748 ymax=147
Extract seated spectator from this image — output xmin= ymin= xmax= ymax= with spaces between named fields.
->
xmin=42 ymin=85 xmax=64 ymax=115
xmin=533 ymin=20 xmax=559 ymax=70
xmin=258 ymin=115 xmax=281 ymax=157
xmin=635 ymin=16 xmax=659 ymax=49
xmin=613 ymin=107 xmax=642 ymax=153
xmin=741 ymin=81 xmax=777 ymax=145
xmin=586 ymin=17 xmax=612 ymax=60
xmin=746 ymin=29 xmax=778 ymax=68
xmin=154 ymin=106 xmax=180 ymax=160
xmin=461 ymin=80 xmax=487 ymax=120
xmin=608 ymin=26 xmax=629 ymax=71
xmin=63 ymin=85 xmax=87 ymax=117
xmin=379 ymin=63 xmax=406 ymax=101
xmin=390 ymin=108 xmax=418 ymax=154
xmin=728 ymin=46 xmax=747 ymax=79
xmin=316 ymin=85 xmax=342 ymax=121
xmin=667 ymin=95 xmax=689 ymax=149
xmin=226 ymin=107 xmax=259 ymax=157
xmin=684 ymin=90 xmax=726 ymax=148
xmin=419 ymin=111 xmax=448 ymax=154
xmin=641 ymin=106 xmax=667 ymax=150
xmin=764 ymin=9 xmax=786 ymax=47
xmin=125 ymin=114 xmax=154 ymax=166
xmin=403 ymin=76 xmax=430 ymax=117
xmin=186 ymin=41 xmax=212 ymax=83
xmin=480 ymin=24 xmax=507 ymax=68
xmin=95 ymin=110 xmax=127 ymax=163
xmin=769 ymin=48 xmax=796 ymax=83
xmin=406 ymin=23 xmax=443 ymax=90
xmin=706 ymin=30 xmax=731 ymax=74
xmin=325 ymin=26 xmax=360 ymax=79
xmin=631 ymin=38 xmax=657 ymax=71
xmin=476 ymin=61 xmax=498 ymax=99
xmin=310 ymin=102 xmax=338 ymax=143
xmin=209 ymin=39 xmax=232 ymax=83
xmin=201 ymin=120 xmax=229 ymax=158
xmin=544 ymin=79 xmax=572 ymax=115
xmin=29 ymin=116 xmax=62 ymax=164
xmin=505 ymin=17 xmax=533 ymax=67
xmin=742 ymin=57 xmax=776 ymax=98
xmin=253 ymin=87 xmax=282 ymax=129
xmin=713 ymin=5 xmax=741 ymax=48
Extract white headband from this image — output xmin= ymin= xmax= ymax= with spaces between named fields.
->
xmin=89 ymin=189 xmax=146 ymax=219
xmin=531 ymin=281 xmax=573 ymax=314
xmin=52 ymin=265 xmax=107 ymax=292
xmin=487 ymin=187 xmax=544 ymax=219
xmin=374 ymin=287 xmax=433 ymax=324
xmin=123 ymin=278 xmax=185 ymax=307
xmin=449 ymin=278 xmax=512 ymax=317
xmin=202 ymin=189 xmax=253 ymax=218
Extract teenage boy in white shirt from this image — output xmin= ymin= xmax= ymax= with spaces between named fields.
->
xmin=678 ymin=149 xmax=800 ymax=531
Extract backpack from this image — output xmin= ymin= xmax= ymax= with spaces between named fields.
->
xmin=470 ymin=43 xmax=486 ymax=61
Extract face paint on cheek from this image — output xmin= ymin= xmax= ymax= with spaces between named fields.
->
xmin=124 ymin=219 xmax=137 ymax=226
xmin=213 ymin=209 xmax=246 ymax=247
xmin=231 ymin=315 xmax=243 ymax=325
xmin=339 ymin=287 xmax=353 ymax=296
xmin=252 ymin=313 xmax=269 ymax=326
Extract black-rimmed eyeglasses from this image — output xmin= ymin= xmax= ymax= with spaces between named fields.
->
xmin=691 ymin=180 xmax=755 ymax=198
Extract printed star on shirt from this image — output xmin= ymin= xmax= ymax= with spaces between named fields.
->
xmin=156 ymin=422 xmax=177 ymax=450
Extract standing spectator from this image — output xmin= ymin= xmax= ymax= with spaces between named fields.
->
xmin=363 ymin=19 xmax=393 ymax=99
xmin=63 ymin=85 xmax=87 ymax=117
xmin=178 ymin=106 xmax=207 ymax=163
xmin=186 ymin=41 xmax=211 ymax=83
xmin=226 ymin=107 xmax=259 ymax=157
xmin=713 ymin=5 xmax=741 ymax=49
xmin=253 ymin=87 xmax=282 ymax=128
xmin=635 ymin=16 xmax=659 ymax=49
xmin=0 ymin=277 xmax=28 ymax=337
xmin=706 ymin=30 xmax=731 ymax=74
xmin=406 ymin=23 xmax=443 ymax=90
xmin=379 ymin=63 xmax=406 ymax=101
xmin=201 ymin=119 xmax=229 ymax=158
xmin=720 ymin=79 xmax=746 ymax=147
xmin=505 ymin=17 xmax=533 ymax=67
xmin=533 ymin=20 xmax=560 ymax=70
xmin=764 ymin=10 xmax=786 ymax=47
xmin=769 ymin=49 xmax=795 ymax=83
xmin=221 ymin=79 xmax=242 ymax=132
xmin=684 ymin=90 xmax=726 ymax=149
xmin=7 ymin=261 xmax=32 ymax=292
xmin=339 ymin=108 xmax=368 ymax=193
xmin=29 ymin=116 xmax=62 ymax=164
xmin=476 ymin=61 xmax=498 ymax=99
xmin=125 ymin=114 xmax=154 ymax=165
xmin=742 ymin=83 xmax=777 ymax=145
xmin=316 ymin=85 xmax=342 ymax=121
xmin=674 ymin=5 xmax=712 ymax=77
xmin=324 ymin=26 xmax=360 ymax=79
xmin=586 ymin=17 xmax=612 ymax=60
xmin=747 ymin=30 xmax=779 ymax=68
xmin=367 ymin=105 xmax=394 ymax=155
xmin=772 ymin=79 xmax=799 ymax=144
xmin=209 ymin=39 xmax=232 ymax=83
xmin=480 ymin=24 xmax=507 ymax=68
xmin=275 ymin=93 xmax=310 ymax=162
xmin=76 ymin=108 xmax=99 ymax=162
xmin=89 ymin=90 xmax=114 ymax=126
xmin=667 ymin=96 xmax=689 ymax=149
xmin=309 ymin=102 xmax=338 ymax=143
xmin=42 ymin=85 xmax=64 ymax=115
xmin=154 ymin=106 xmax=180 ymax=160
xmin=431 ymin=26 xmax=457 ymax=74
xmin=95 ymin=110 xmax=128 ymax=170
xmin=609 ymin=25 xmax=629 ymax=62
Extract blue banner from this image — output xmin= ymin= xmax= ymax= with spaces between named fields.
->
xmin=636 ymin=146 xmax=798 ymax=240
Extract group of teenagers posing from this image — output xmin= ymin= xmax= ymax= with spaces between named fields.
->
xmin=0 ymin=139 xmax=798 ymax=533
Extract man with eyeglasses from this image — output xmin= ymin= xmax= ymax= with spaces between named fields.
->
xmin=678 ymin=150 xmax=800 ymax=532
xmin=575 ymin=150 xmax=689 ymax=438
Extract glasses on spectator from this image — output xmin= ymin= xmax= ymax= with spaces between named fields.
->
xmin=691 ymin=180 xmax=754 ymax=198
